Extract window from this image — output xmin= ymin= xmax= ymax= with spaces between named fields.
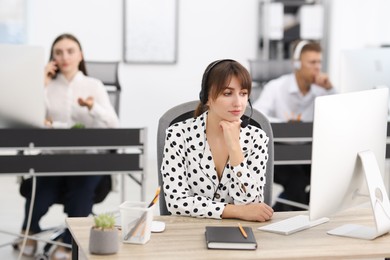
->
xmin=0 ymin=0 xmax=27 ymax=44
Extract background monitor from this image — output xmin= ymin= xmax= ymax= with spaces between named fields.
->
xmin=0 ymin=44 xmax=45 ymax=128
xmin=309 ymin=88 xmax=390 ymax=239
xmin=339 ymin=47 xmax=390 ymax=93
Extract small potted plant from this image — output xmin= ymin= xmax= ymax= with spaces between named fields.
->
xmin=89 ymin=213 xmax=119 ymax=255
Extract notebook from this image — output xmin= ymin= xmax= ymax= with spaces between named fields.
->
xmin=257 ymin=214 xmax=329 ymax=235
xmin=205 ymin=226 xmax=257 ymax=250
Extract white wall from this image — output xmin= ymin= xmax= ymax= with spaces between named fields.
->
xmin=27 ymin=0 xmax=260 ymax=198
xmin=26 ymin=0 xmax=390 ymax=199
xmin=327 ymin=0 xmax=390 ymax=90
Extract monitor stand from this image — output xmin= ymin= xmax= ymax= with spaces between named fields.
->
xmin=327 ymin=150 xmax=390 ymax=240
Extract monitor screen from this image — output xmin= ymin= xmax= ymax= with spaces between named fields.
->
xmin=0 ymin=44 xmax=45 ymax=128
xmin=339 ymin=48 xmax=390 ymax=93
xmin=309 ymin=88 xmax=390 ymax=239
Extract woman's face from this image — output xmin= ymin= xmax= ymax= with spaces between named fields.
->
xmin=51 ymin=38 xmax=82 ymax=75
xmin=207 ymin=76 xmax=248 ymax=122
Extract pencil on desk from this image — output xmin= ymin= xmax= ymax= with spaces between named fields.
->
xmin=238 ymin=223 xmax=248 ymax=239
xmin=297 ymin=113 xmax=302 ymax=122
xmin=124 ymin=213 xmax=146 ymax=240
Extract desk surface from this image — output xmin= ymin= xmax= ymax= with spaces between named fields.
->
xmin=66 ymin=207 xmax=390 ymax=259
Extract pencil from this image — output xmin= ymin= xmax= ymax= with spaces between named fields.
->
xmin=147 ymin=186 xmax=161 ymax=208
xmin=124 ymin=186 xmax=161 ymax=240
xmin=238 ymin=223 xmax=248 ymax=239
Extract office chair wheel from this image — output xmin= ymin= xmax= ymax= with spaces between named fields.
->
xmin=11 ymin=240 xmax=19 ymax=250
xmin=35 ymin=253 xmax=49 ymax=260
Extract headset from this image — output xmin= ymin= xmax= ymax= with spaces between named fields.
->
xmin=199 ymin=59 xmax=252 ymax=128
xmin=293 ymin=40 xmax=309 ymax=70
xmin=200 ymin=59 xmax=233 ymax=104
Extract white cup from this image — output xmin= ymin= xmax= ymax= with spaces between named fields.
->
xmin=119 ymin=201 xmax=154 ymax=244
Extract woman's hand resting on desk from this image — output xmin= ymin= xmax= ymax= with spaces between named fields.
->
xmin=222 ymin=203 xmax=274 ymax=222
xmin=43 ymin=118 xmax=69 ymax=128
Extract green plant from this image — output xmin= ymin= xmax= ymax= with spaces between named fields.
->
xmin=71 ymin=123 xmax=85 ymax=129
xmin=93 ymin=213 xmax=116 ymax=231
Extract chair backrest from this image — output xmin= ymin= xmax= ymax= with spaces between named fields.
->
xmin=157 ymin=100 xmax=274 ymax=215
xmin=248 ymin=59 xmax=292 ymax=86
xmin=85 ymin=61 xmax=121 ymax=115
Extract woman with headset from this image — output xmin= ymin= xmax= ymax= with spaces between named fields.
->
xmin=17 ymin=33 xmax=119 ymax=260
xmin=161 ymin=59 xmax=273 ymax=221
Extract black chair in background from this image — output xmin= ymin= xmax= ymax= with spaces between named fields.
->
xmin=85 ymin=61 xmax=121 ymax=115
xmin=248 ymin=59 xmax=293 ymax=102
xmin=157 ymin=100 xmax=274 ymax=215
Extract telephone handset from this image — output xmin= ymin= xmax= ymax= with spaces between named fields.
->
xmin=48 ymin=59 xmax=59 ymax=79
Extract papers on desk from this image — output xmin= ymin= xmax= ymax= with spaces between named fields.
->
xmin=205 ymin=226 xmax=257 ymax=250
xmin=258 ymin=215 xmax=329 ymax=235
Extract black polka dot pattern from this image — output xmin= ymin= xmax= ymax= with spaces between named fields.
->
xmin=161 ymin=111 xmax=269 ymax=219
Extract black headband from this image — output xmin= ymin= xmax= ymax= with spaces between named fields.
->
xmin=199 ymin=59 xmax=234 ymax=104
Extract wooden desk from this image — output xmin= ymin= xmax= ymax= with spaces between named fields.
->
xmin=66 ymin=208 xmax=390 ymax=259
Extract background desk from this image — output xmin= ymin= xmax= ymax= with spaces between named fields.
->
xmin=0 ymin=128 xmax=146 ymax=200
xmin=272 ymin=122 xmax=390 ymax=194
xmin=66 ymin=207 xmax=390 ymax=259
xmin=272 ymin=122 xmax=390 ymax=164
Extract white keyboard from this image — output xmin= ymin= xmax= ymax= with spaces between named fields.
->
xmin=258 ymin=215 xmax=329 ymax=235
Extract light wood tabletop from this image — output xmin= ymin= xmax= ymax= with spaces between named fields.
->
xmin=66 ymin=207 xmax=390 ymax=259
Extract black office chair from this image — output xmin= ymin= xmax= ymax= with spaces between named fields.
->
xmin=85 ymin=61 xmax=121 ymax=115
xmin=14 ymin=175 xmax=112 ymax=258
xmin=156 ymin=100 xmax=274 ymax=215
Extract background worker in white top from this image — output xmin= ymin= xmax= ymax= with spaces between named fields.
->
xmin=44 ymin=40 xmax=118 ymax=128
xmin=253 ymin=40 xmax=335 ymax=211
xmin=19 ymin=33 xmax=119 ymax=260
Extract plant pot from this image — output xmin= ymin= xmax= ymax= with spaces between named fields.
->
xmin=89 ymin=227 xmax=119 ymax=255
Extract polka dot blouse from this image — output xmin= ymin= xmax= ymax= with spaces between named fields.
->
xmin=161 ymin=111 xmax=269 ymax=219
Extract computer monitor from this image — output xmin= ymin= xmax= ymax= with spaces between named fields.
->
xmin=0 ymin=44 xmax=45 ymax=128
xmin=309 ymin=88 xmax=390 ymax=239
xmin=339 ymin=48 xmax=390 ymax=93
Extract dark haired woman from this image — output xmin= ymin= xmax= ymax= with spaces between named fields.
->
xmin=18 ymin=33 xmax=118 ymax=260
xmin=161 ymin=59 xmax=273 ymax=222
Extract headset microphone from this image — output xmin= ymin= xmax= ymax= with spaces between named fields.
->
xmin=240 ymin=99 xmax=253 ymax=128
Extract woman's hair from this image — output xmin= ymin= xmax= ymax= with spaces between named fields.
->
xmin=49 ymin=33 xmax=88 ymax=76
xmin=194 ymin=60 xmax=252 ymax=117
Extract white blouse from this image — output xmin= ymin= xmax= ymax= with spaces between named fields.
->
xmin=45 ymin=71 xmax=119 ymax=128
xmin=161 ymin=112 xmax=269 ymax=219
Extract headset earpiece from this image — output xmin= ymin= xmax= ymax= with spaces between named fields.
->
xmin=293 ymin=40 xmax=309 ymax=70
xmin=293 ymin=60 xmax=302 ymax=70
xmin=199 ymin=59 xmax=234 ymax=104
